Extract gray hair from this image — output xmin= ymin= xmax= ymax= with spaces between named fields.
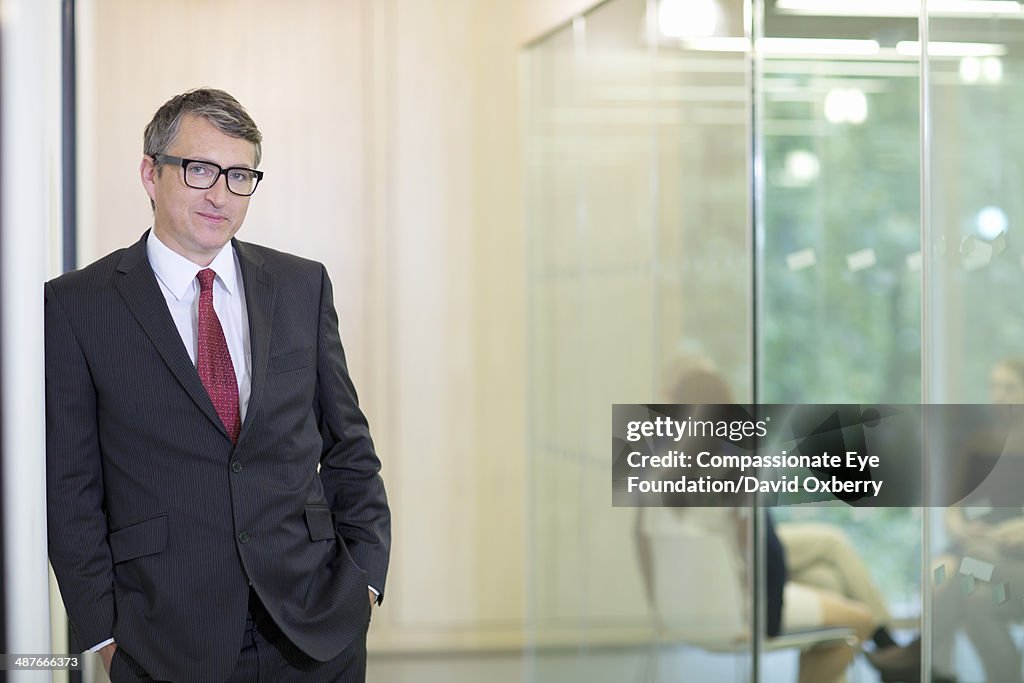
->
xmin=144 ymin=88 xmax=262 ymax=168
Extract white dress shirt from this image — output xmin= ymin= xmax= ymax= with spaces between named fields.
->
xmin=146 ymin=230 xmax=252 ymax=419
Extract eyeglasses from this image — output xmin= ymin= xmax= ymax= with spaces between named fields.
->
xmin=153 ymin=154 xmax=264 ymax=196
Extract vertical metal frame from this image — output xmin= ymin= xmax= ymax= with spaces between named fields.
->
xmin=0 ymin=0 xmax=6 ymax=658
xmin=62 ymin=0 xmax=76 ymax=274
xmin=918 ymin=0 xmax=933 ymax=680
xmin=749 ymin=0 xmax=765 ymax=676
xmin=61 ymin=3 xmax=82 ymax=679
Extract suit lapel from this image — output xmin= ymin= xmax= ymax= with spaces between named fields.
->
xmin=114 ymin=231 xmax=230 ymax=441
xmin=233 ymin=239 xmax=276 ymax=447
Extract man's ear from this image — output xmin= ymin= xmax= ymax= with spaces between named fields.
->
xmin=140 ymin=156 xmax=158 ymax=204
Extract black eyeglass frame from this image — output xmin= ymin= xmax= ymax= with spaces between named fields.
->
xmin=152 ymin=153 xmax=264 ymax=196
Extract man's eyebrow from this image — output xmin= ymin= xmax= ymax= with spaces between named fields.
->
xmin=188 ymin=156 xmax=256 ymax=169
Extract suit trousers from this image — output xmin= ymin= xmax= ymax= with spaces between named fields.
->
xmin=110 ymin=589 xmax=369 ymax=683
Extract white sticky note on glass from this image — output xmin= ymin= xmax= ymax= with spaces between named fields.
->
xmin=846 ymin=248 xmax=877 ymax=272
xmin=960 ymin=556 xmax=995 ymax=582
xmin=906 ymin=251 xmax=922 ymax=272
xmin=964 ymin=504 xmax=992 ymax=521
xmin=786 ymin=248 xmax=816 ymax=271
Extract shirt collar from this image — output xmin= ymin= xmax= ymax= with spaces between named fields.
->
xmin=146 ymin=230 xmax=238 ymax=301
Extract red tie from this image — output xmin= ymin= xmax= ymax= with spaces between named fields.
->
xmin=196 ymin=268 xmax=240 ymax=444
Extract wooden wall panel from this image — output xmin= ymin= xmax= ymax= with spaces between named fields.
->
xmin=73 ymin=0 xmax=604 ymax=652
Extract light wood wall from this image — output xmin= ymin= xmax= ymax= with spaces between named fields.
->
xmin=74 ymin=0 xmax=600 ymax=654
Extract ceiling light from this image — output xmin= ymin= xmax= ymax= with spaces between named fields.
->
xmin=977 ymin=206 xmax=1008 ymax=240
xmin=960 ymin=56 xmax=982 ymax=82
xmin=824 ymin=88 xmax=868 ymax=124
xmin=776 ymin=0 xmax=1021 ymax=18
xmin=896 ymin=41 xmax=1007 ymax=57
xmin=759 ymin=38 xmax=881 ymax=55
xmin=678 ymin=37 xmax=880 ymax=57
xmin=658 ymin=0 xmax=719 ymax=39
xmin=784 ymin=149 xmax=822 ymax=186
xmin=983 ymin=56 xmax=1004 ymax=82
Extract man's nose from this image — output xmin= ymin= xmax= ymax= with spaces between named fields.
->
xmin=203 ymin=174 xmax=230 ymax=205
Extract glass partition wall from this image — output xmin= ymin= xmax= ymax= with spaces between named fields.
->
xmin=924 ymin=7 xmax=1024 ymax=683
xmin=525 ymin=0 xmax=1024 ymax=681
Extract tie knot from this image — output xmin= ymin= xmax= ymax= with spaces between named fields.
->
xmin=197 ymin=268 xmax=217 ymax=292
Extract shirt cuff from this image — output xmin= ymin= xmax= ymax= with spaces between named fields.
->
xmin=88 ymin=638 xmax=115 ymax=652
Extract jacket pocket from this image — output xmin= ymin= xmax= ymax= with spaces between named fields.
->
xmin=304 ymin=506 xmax=336 ymax=541
xmin=108 ymin=513 xmax=168 ymax=563
xmin=270 ymin=347 xmax=313 ymax=374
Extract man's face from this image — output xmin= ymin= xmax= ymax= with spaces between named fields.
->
xmin=140 ymin=113 xmax=256 ymax=266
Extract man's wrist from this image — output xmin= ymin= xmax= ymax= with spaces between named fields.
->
xmin=88 ymin=638 xmax=115 ymax=652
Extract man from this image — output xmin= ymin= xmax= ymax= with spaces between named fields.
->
xmin=45 ymin=88 xmax=390 ymax=682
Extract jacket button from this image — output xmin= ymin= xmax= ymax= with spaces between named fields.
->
xmin=238 ymin=532 xmax=250 ymax=544
xmin=231 ymin=461 xmax=242 ymax=473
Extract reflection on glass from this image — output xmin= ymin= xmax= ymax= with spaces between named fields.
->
xmin=759 ymin=8 xmax=924 ymax=682
xmin=524 ymin=0 xmax=1024 ymax=680
xmin=926 ymin=5 xmax=1024 ymax=681
xmin=526 ymin=0 xmax=753 ymax=680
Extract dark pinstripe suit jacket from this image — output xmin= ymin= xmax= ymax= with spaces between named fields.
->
xmin=45 ymin=231 xmax=391 ymax=682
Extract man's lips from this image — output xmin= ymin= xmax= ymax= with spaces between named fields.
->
xmin=196 ymin=212 xmax=227 ymax=223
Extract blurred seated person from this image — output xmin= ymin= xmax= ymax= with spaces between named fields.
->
xmin=636 ymin=355 xmax=895 ymax=683
xmin=871 ymin=358 xmax=1024 ymax=683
